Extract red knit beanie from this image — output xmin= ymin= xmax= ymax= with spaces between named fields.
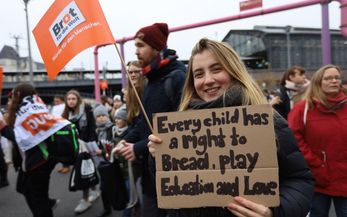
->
xmin=135 ymin=23 xmax=169 ymax=51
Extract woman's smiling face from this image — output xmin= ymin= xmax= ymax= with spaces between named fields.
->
xmin=192 ymin=50 xmax=232 ymax=102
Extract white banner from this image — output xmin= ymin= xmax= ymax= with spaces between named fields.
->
xmin=14 ymin=95 xmax=70 ymax=152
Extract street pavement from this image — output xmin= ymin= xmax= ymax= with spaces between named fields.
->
xmin=0 ymin=164 xmax=337 ymax=217
xmin=0 ymin=165 xmax=122 ymax=217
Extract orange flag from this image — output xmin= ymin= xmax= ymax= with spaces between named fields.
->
xmin=33 ymin=0 xmax=115 ymax=80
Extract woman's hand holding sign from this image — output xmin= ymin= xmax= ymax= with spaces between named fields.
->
xmin=148 ymin=132 xmax=273 ymax=216
xmin=227 ymin=196 xmax=272 ymax=217
xmin=148 ymin=134 xmax=163 ymax=157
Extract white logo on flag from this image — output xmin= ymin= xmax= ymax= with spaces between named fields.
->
xmin=49 ymin=1 xmax=85 ymax=46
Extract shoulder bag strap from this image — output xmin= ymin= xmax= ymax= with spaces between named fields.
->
xmin=303 ymin=101 xmax=308 ymax=126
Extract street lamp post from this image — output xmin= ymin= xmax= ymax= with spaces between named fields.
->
xmin=23 ymin=0 xmax=34 ymax=85
xmin=285 ymin=25 xmax=292 ymax=69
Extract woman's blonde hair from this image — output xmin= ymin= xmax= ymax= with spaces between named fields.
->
xmin=179 ymin=38 xmax=266 ymax=111
xmin=305 ymin=64 xmax=346 ymax=108
xmin=126 ymin=61 xmax=146 ymax=123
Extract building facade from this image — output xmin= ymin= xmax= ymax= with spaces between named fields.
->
xmin=223 ymin=25 xmax=347 ymax=71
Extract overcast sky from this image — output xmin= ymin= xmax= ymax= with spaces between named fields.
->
xmin=0 ymin=0 xmax=342 ymax=71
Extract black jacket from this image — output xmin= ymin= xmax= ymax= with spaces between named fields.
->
xmin=124 ymin=54 xmax=186 ymax=196
xmin=1 ymin=126 xmax=48 ymax=172
xmin=154 ymin=85 xmax=314 ymax=217
xmin=69 ymin=103 xmax=97 ymax=142
xmin=273 ymin=85 xmax=290 ymax=120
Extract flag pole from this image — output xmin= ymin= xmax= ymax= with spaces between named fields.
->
xmin=113 ymin=44 xmax=154 ymax=133
xmin=0 ymin=66 xmax=3 ymax=109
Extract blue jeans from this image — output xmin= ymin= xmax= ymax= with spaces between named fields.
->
xmin=310 ymin=192 xmax=347 ymax=217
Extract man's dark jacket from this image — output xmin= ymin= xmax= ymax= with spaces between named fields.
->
xmin=124 ymin=57 xmax=186 ymax=196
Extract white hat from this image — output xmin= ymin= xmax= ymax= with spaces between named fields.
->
xmin=113 ymin=94 xmax=121 ymax=101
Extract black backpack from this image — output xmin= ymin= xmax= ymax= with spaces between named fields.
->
xmin=161 ymin=69 xmax=186 ymax=108
xmin=69 ymin=151 xmax=99 ymax=191
xmin=38 ymin=124 xmax=79 ymax=165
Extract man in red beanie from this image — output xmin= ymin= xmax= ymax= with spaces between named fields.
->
xmin=116 ymin=22 xmax=186 ymax=217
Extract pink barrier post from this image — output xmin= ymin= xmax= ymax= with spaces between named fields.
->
xmin=340 ymin=0 xmax=347 ymax=37
xmin=94 ymin=45 xmax=106 ymax=102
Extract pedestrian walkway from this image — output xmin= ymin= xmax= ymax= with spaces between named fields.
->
xmin=0 ymin=166 xmax=122 ymax=217
xmin=0 ymin=163 xmax=337 ymax=217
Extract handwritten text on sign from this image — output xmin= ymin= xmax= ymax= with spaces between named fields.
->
xmin=153 ymin=105 xmax=279 ymax=208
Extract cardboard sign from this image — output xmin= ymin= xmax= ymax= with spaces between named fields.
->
xmin=33 ymin=0 xmax=115 ymax=80
xmin=153 ymin=104 xmax=279 ymax=208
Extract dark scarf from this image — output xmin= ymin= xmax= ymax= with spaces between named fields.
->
xmin=189 ymin=83 xmax=245 ymax=110
xmin=142 ymin=48 xmax=178 ymax=75
xmin=96 ymin=120 xmax=114 ymax=141
xmin=68 ymin=103 xmax=87 ymax=129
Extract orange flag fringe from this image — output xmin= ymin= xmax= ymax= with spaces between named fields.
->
xmin=33 ymin=0 xmax=115 ymax=80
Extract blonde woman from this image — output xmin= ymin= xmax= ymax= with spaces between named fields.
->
xmin=148 ymin=38 xmax=314 ymax=217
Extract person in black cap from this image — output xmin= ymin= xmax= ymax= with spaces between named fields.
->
xmin=115 ymin=23 xmax=186 ymax=217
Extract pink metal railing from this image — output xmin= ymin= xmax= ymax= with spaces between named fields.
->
xmin=93 ymin=0 xmax=346 ymax=101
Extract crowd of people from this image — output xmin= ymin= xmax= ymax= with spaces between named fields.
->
xmin=0 ymin=22 xmax=346 ymax=217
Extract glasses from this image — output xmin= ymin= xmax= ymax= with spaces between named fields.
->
xmin=128 ymin=70 xmax=141 ymax=74
xmin=323 ymin=76 xmax=341 ymax=81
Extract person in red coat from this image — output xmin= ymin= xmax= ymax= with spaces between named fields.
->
xmin=288 ymin=64 xmax=347 ymax=217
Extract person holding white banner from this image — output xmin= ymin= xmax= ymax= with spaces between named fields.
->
xmin=147 ymin=38 xmax=314 ymax=217
xmin=0 ymin=83 xmax=66 ymax=217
